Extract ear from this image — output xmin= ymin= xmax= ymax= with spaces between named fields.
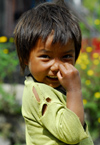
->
xmin=24 ymin=60 xmax=28 ymax=65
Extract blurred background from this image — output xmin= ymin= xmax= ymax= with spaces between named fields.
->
xmin=0 ymin=0 xmax=100 ymax=145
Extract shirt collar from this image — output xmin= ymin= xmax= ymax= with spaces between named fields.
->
xmin=27 ymin=73 xmax=66 ymax=95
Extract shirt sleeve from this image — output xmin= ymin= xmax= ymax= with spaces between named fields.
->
xmin=40 ymin=102 xmax=89 ymax=144
xmin=23 ymin=79 xmax=93 ymax=144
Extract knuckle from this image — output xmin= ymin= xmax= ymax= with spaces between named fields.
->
xmin=70 ymin=69 xmax=79 ymax=76
xmin=64 ymin=71 xmax=68 ymax=76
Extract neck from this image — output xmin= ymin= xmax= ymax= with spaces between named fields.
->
xmin=28 ymin=73 xmax=66 ymax=95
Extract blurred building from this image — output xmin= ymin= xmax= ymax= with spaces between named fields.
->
xmin=0 ymin=0 xmax=35 ymax=36
xmin=0 ymin=0 xmax=52 ymax=36
xmin=0 ymin=0 xmax=97 ymax=37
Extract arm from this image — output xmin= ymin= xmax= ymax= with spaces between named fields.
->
xmin=23 ymin=77 xmax=89 ymax=144
xmin=57 ymin=63 xmax=84 ymax=126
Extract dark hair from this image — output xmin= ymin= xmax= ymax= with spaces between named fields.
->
xmin=14 ymin=0 xmax=82 ymax=73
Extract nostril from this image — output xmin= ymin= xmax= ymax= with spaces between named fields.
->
xmin=50 ymin=62 xmax=59 ymax=71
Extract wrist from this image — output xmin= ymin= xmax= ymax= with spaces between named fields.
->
xmin=67 ymin=89 xmax=82 ymax=97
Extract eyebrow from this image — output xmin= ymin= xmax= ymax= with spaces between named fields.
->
xmin=38 ymin=49 xmax=52 ymax=53
xmin=64 ymin=49 xmax=75 ymax=53
xmin=38 ymin=49 xmax=75 ymax=53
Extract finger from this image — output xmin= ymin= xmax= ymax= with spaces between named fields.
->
xmin=64 ymin=63 xmax=74 ymax=70
xmin=58 ymin=64 xmax=68 ymax=76
xmin=57 ymin=70 xmax=62 ymax=80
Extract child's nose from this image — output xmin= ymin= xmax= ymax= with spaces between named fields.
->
xmin=50 ymin=60 xmax=59 ymax=72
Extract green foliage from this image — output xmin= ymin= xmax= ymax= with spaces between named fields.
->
xmin=0 ymin=42 xmax=18 ymax=82
xmin=82 ymin=0 xmax=99 ymax=12
xmin=0 ymin=37 xmax=23 ymax=145
xmin=0 ymin=84 xmax=21 ymax=114
xmin=79 ymin=22 xmax=90 ymax=37
xmin=75 ymin=41 xmax=100 ymax=140
xmin=80 ymin=0 xmax=100 ymax=37
xmin=0 ymin=37 xmax=20 ymax=114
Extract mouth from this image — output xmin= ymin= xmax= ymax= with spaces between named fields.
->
xmin=47 ymin=75 xmax=58 ymax=79
xmin=47 ymin=75 xmax=58 ymax=81
xmin=46 ymin=75 xmax=60 ymax=87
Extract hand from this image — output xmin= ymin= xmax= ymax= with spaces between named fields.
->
xmin=57 ymin=63 xmax=84 ymax=125
xmin=57 ymin=63 xmax=81 ymax=92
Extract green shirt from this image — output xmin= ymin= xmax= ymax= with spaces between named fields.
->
xmin=22 ymin=76 xmax=94 ymax=145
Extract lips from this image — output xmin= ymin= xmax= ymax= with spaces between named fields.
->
xmin=47 ymin=75 xmax=58 ymax=79
xmin=47 ymin=75 xmax=58 ymax=81
xmin=46 ymin=75 xmax=60 ymax=87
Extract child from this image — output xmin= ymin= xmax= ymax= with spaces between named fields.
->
xmin=14 ymin=0 xmax=94 ymax=144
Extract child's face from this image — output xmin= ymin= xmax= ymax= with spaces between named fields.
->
xmin=28 ymin=34 xmax=75 ymax=88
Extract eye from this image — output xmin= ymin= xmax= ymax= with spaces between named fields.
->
xmin=63 ymin=55 xmax=72 ymax=59
xmin=40 ymin=55 xmax=50 ymax=59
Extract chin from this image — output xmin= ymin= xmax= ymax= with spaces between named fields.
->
xmin=48 ymin=84 xmax=60 ymax=88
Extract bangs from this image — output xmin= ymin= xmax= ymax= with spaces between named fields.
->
xmin=15 ymin=3 xmax=81 ymax=48
xmin=32 ymin=4 xmax=75 ymax=45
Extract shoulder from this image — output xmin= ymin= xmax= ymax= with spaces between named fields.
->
xmin=24 ymin=75 xmax=66 ymax=103
xmin=24 ymin=75 xmax=53 ymax=91
xmin=24 ymin=75 xmax=55 ymax=93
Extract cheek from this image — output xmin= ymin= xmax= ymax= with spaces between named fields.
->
xmin=28 ymin=61 xmax=50 ymax=75
xmin=37 ymin=60 xmax=55 ymax=71
xmin=28 ymin=61 xmax=31 ymax=71
xmin=70 ymin=56 xmax=75 ymax=65
xmin=28 ymin=62 xmax=34 ymax=75
xmin=64 ymin=60 xmax=75 ymax=66
xmin=71 ymin=60 xmax=75 ymax=65
xmin=73 ymin=58 xmax=75 ymax=65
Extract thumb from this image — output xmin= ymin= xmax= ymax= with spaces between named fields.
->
xmin=57 ymin=70 xmax=62 ymax=81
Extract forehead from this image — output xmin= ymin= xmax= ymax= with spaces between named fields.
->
xmin=34 ymin=33 xmax=75 ymax=52
xmin=46 ymin=34 xmax=74 ymax=50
